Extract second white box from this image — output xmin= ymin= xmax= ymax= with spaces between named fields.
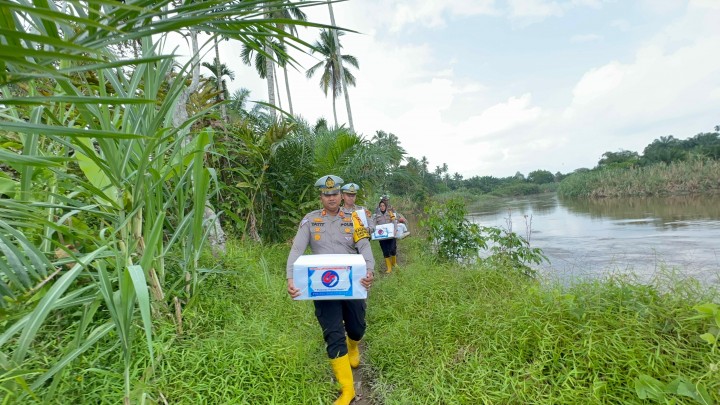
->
xmin=371 ymin=223 xmax=395 ymax=240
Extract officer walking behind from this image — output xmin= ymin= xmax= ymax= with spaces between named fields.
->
xmin=340 ymin=182 xmax=374 ymax=234
xmin=286 ymin=175 xmax=375 ymax=405
xmin=374 ymin=195 xmax=404 ymax=273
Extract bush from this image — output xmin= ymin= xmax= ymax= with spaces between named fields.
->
xmin=421 ymin=198 xmax=547 ymax=274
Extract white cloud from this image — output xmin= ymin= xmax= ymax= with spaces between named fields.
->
xmin=570 ymin=34 xmax=603 ymax=43
xmin=388 ymin=0 xmax=498 ymax=31
xmin=464 ymin=94 xmax=543 ymax=141
xmin=507 ymin=0 xmax=564 ymax=19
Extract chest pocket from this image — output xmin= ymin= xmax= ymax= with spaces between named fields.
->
xmin=310 ymin=222 xmax=326 ymax=241
xmin=340 ymin=221 xmax=354 ymax=236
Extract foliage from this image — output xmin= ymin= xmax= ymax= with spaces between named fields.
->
xmin=11 ymin=232 xmax=719 ymax=404
xmin=527 ymin=169 xmax=555 ymax=184
xmin=421 ymin=198 xmax=546 ymax=272
xmin=0 ymin=0 xmax=323 ymax=401
xmin=210 ymin=113 xmax=404 ymax=242
xmin=369 ymin=250 xmax=720 ymax=404
xmin=598 ymin=149 xmax=641 ymax=169
xmin=558 ymin=159 xmax=720 ymax=198
xmin=421 ymin=198 xmax=487 ymax=262
xmin=634 ymin=302 xmax=720 ymax=404
xmin=481 ymin=226 xmax=547 ymax=277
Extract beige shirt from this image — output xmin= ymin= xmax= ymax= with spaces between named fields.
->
xmin=286 ymin=208 xmax=375 ymax=278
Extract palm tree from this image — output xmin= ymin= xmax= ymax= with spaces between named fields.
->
xmin=202 ymin=58 xmax=236 ymax=103
xmin=305 ymin=29 xmax=359 ymax=128
xmin=325 ymin=0 xmax=354 ymax=131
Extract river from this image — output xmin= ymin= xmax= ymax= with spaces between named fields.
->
xmin=467 ymin=193 xmax=720 ymax=284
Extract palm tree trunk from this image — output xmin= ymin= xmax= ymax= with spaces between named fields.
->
xmin=273 ymin=64 xmax=283 ymax=111
xmin=332 ymin=93 xmax=338 ymax=128
xmin=283 ymin=63 xmax=294 ymax=115
xmin=214 ymin=37 xmax=227 ymax=121
xmin=326 ymin=1 xmax=354 ymax=132
xmin=264 ymin=3 xmax=277 ymax=119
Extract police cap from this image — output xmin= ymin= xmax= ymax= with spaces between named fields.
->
xmin=315 ymin=175 xmax=343 ymax=195
xmin=341 ymin=183 xmax=360 ymax=194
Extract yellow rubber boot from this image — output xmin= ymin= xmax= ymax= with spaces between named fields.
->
xmin=329 ymin=354 xmax=355 ymax=405
xmin=347 ymin=337 xmax=360 ymax=368
xmin=384 ymin=257 xmax=392 ymax=273
xmin=391 ymin=255 xmax=397 ymax=267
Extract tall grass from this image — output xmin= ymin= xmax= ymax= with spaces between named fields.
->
xmin=30 ymin=239 xmax=719 ymax=404
xmin=367 ymin=260 xmax=719 ymax=404
xmin=558 ymin=160 xmax=720 ymax=198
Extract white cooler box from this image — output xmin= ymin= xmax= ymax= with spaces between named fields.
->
xmin=292 ymin=254 xmax=367 ymax=300
xmin=371 ymin=223 xmax=395 ymax=240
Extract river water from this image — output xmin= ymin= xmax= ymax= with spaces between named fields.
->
xmin=467 ymin=193 xmax=720 ymax=284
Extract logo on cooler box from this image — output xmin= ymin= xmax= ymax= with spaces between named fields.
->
xmin=321 ymin=270 xmax=340 ymax=287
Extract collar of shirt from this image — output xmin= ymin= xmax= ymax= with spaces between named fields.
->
xmin=321 ymin=209 xmax=345 ymax=218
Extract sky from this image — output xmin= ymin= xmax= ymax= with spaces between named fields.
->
xmin=188 ymin=0 xmax=720 ymax=178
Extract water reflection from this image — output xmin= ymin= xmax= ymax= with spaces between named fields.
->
xmin=561 ymin=195 xmax=720 ymax=229
xmin=467 ymin=193 xmax=720 ymax=283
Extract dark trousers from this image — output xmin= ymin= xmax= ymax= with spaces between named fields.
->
xmin=314 ymin=299 xmax=367 ymax=359
xmin=379 ymin=238 xmax=397 ymax=258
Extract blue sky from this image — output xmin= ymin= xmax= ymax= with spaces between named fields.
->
xmin=210 ymin=0 xmax=720 ymax=178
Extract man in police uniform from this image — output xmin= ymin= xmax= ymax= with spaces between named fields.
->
xmin=340 ymin=182 xmax=374 ymax=235
xmin=286 ymin=175 xmax=374 ymax=405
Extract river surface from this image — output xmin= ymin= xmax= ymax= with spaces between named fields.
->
xmin=467 ymin=193 xmax=720 ymax=284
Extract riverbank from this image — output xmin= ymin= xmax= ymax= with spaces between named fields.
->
xmin=558 ymin=159 xmax=720 ymax=198
xmin=40 ymin=238 xmax=719 ymax=404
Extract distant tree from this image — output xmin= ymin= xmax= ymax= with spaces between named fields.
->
xmin=527 ymin=169 xmax=555 ymax=184
xmin=598 ymin=150 xmax=640 ymax=169
xmin=201 ymin=58 xmax=235 ymax=103
xmin=465 ymin=175 xmax=501 ymax=193
xmin=642 ymin=135 xmax=686 ymax=164
xmin=371 ymin=130 xmax=405 ymax=168
xmin=513 ymin=171 xmax=526 ymax=182
xmin=554 ymin=171 xmax=566 ymax=182
xmin=686 ymin=132 xmax=720 ymax=159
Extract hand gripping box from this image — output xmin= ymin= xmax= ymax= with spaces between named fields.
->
xmin=371 ymin=223 xmax=395 ymax=240
xmin=292 ymin=254 xmax=367 ymax=300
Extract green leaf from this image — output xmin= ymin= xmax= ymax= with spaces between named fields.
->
xmin=699 ymin=333 xmax=717 ymax=345
xmin=126 ymin=265 xmax=154 ymax=366
xmin=0 ymin=122 xmax=146 ymax=139
xmin=634 ymin=374 xmax=666 ymax=401
xmin=12 ymin=247 xmax=108 ymax=364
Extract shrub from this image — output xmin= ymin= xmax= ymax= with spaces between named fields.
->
xmin=421 ymin=198 xmax=547 ymax=274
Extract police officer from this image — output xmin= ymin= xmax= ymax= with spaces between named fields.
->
xmin=286 ymin=175 xmax=374 ymax=405
xmin=340 ymin=182 xmax=374 ymax=234
xmin=374 ymin=195 xmax=402 ymax=273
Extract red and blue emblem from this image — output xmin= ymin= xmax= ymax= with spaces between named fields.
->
xmin=321 ymin=270 xmax=340 ymax=287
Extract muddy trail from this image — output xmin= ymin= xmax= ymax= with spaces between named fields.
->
xmin=350 ymin=341 xmax=375 ymax=405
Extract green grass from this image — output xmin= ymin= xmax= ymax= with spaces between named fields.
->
xmin=367 ymin=259 xmax=719 ymax=404
xmin=26 ymin=238 xmax=720 ymax=404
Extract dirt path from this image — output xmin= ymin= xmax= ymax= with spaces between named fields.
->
xmin=351 ymin=341 xmax=373 ymax=405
